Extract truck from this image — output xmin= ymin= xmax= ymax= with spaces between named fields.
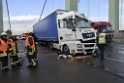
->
xmin=33 ymin=9 xmax=97 ymax=55
xmin=91 ymin=21 xmax=114 ymax=45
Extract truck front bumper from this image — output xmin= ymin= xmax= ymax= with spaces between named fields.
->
xmin=75 ymin=43 xmax=98 ymax=55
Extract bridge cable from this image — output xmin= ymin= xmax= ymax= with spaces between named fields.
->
xmin=5 ymin=0 xmax=11 ymax=30
xmin=98 ymin=0 xmax=100 ymax=20
xmin=39 ymin=0 xmax=47 ymax=21
xmin=87 ymin=0 xmax=90 ymax=19
xmin=120 ymin=0 xmax=123 ymax=29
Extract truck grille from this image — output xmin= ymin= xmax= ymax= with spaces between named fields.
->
xmin=84 ymin=44 xmax=94 ymax=47
xmin=82 ymin=32 xmax=95 ymax=39
xmin=85 ymin=49 xmax=93 ymax=54
xmin=80 ymin=39 xmax=96 ymax=43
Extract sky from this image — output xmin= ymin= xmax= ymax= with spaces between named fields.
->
xmin=1 ymin=0 xmax=123 ymax=34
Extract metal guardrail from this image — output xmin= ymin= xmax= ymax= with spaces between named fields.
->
xmin=113 ymin=37 xmax=124 ymax=42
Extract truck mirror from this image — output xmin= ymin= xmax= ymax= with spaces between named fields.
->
xmin=58 ymin=20 xmax=60 ymax=28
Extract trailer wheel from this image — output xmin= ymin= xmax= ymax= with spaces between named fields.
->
xmin=63 ymin=45 xmax=70 ymax=55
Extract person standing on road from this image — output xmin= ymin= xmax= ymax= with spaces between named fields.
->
xmin=25 ymin=31 xmax=37 ymax=68
xmin=98 ymin=30 xmax=106 ymax=60
xmin=30 ymin=32 xmax=38 ymax=63
xmin=8 ymin=33 xmax=21 ymax=69
xmin=0 ymin=32 xmax=9 ymax=71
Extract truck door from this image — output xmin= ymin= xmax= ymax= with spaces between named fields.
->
xmin=58 ymin=18 xmax=76 ymax=42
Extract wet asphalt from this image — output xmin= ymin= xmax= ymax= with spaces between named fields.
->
xmin=0 ymin=40 xmax=124 ymax=83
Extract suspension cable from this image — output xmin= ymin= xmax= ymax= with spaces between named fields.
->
xmin=98 ymin=0 xmax=100 ymax=20
xmin=5 ymin=0 xmax=11 ymax=30
xmin=78 ymin=0 xmax=80 ymax=3
xmin=87 ymin=0 xmax=90 ymax=19
xmin=59 ymin=0 xmax=61 ymax=9
xmin=120 ymin=0 xmax=123 ymax=29
xmin=39 ymin=0 xmax=47 ymax=21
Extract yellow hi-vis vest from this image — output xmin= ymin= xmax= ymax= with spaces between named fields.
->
xmin=98 ymin=33 xmax=106 ymax=44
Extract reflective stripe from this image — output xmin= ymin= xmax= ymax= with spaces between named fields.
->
xmin=1 ymin=66 xmax=8 ymax=69
xmin=0 ymin=51 xmax=7 ymax=57
xmin=25 ymin=48 xmax=35 ymax=56
xmin=10 ymin=57 xmax=20 ymax=65
xmin=29 ymin=48 xmax=35 ymax=55
xmin=99 ymin=38 xmax=106 ymax=44
xmin=98 ymin=33 xmax=106 ymax=44
xmin=31 ymin=59 xmax=36 ymax=66
xmin=10 ymin=58 xmax=14 ymax=65
xmin=14 ymin=60 xmax=20 ymax=64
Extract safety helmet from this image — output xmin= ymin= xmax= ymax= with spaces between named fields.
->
xmin=26 ymin=30 xmax=33 ymax=34
xmin=1 ymin=32 xmax=7 ymax=36
xmin=29 ymin=30 xmax=33 ymax=33
xmin=11 ymin=33 xmax=17 ymax=36
xmin=23 ymin=31 xmax=27 ymax=34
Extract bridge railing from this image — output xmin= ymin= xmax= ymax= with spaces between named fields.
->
xmin=113 ymin=37 xmax=124 ymax=42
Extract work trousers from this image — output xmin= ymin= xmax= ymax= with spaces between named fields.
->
xmin=34 ymin=44 xmax=38 ymax=61
xmin=0 ymin=56 xmax=8 ymax=69
xmin=10 ymin=56 xmax=20 ymax=66
xmin=27 ymin=55 xmax=36 ymax=66
xmin=98 ymin=44 xmax=105 ymax=60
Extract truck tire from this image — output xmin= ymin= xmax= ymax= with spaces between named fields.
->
xmin=63 ymin=45 xmax=70 ymax=55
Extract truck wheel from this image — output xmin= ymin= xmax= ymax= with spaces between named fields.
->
xmin=63 ymin=45 xmax=70 ymax=55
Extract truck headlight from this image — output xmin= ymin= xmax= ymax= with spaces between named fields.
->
xmin=77 ymin=44 xmax=82 ymax=48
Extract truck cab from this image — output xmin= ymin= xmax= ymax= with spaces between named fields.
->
xmin=57 ymin=11 xmax=97 ymax=55
xmin=91 ymin=22 xmax=114 ymax=45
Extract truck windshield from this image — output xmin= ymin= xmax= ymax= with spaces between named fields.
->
xmin=101 ymin=25 xmax=113 ymax=32
xmin=75 ymin=16 xmax=91 ymax=28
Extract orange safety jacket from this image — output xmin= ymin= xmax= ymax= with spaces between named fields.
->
xmin=8 ymin=38 xmax=17 ymax=55
xmin=8 ymin=39 xmax=15 ymax=50
xmin=25 ymin=35 xmax=35 ymax=49
xmin=0 ymin=38 xmax=8 ymax=52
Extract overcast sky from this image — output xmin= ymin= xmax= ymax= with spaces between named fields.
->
xmin=2 ymin=0 xmax=123 ymax=34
